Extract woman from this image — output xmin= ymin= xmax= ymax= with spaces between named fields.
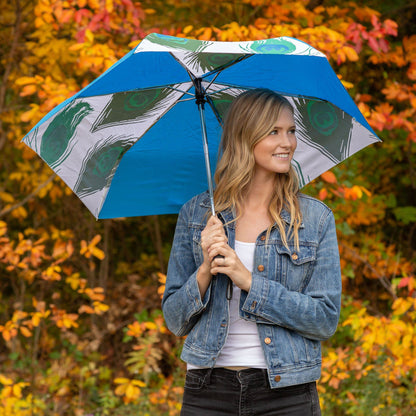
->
xmin=162 ymin=88 xmax=342 ymax=415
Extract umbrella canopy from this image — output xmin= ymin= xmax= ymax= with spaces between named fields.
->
xmin=22 ymin=33 xmax=380 ymax=219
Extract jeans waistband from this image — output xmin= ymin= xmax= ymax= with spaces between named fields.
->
xmin=189 ymin=367 xmax=269 ymax=387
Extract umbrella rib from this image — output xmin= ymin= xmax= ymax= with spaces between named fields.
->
xmin=177 ymin=96 xmax=197 ymax=103
xmin=204 ymin=71 xmax=221 ymax=92
xmin=166 ymin=86 xmax=195 ymax=96
xmin=205 ymin=87 xmax=233 ymax=96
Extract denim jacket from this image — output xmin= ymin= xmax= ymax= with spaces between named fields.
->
xmin=162 ymin=191 xmax=342 ymax=389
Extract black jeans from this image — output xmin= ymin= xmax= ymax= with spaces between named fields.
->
xmin=180 ymin=368 xmax=321 ymax=416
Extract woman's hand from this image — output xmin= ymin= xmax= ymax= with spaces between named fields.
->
xmin=198 ymin=215 xmax=252 ymax=294
xmin=208 ymin=240 xmax=252 ymax=292
xmin=197 ymin=215 xmax=228 ymax=298
xmin=200 ymin=215 xmax=228 ymax=267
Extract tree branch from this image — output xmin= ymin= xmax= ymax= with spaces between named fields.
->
xmin=340 ymin=242 xmax=397 ymax=300
xmin=0 ymin=173 xmax=57 ymax=218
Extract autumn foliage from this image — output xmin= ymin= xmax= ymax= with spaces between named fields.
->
xmin=0 ymin=0 xmax=415 ymax=414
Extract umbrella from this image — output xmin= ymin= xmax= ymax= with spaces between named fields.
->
xmin=22 ymin=33 xmax=380 ymax=219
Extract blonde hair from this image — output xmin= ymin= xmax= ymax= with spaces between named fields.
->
xmin=214 ymin=88 xmax=302 ymax=249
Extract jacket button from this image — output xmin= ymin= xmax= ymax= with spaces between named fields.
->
xmin=260 ymin=235 xmax=266 ymax=241
xmin=274 ymin=375 xmax=281 ymax=382
xmin=291 ymin=253 xmax=298 ymax=260
xmin=264 ymin=337 xmax=271 ymax=344
xmin=251 ymin=301 xmax=257 ymax=309
xmin=257 ymin=265 xmax=265 ymax=272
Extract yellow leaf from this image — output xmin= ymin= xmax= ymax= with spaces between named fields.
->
xmin=114 ymin=377 xmax=130 ymax=384
xmin=15 ymin=77 xmax=38 ymax=86
xmin=90 ymin=234 xmax=102 ymax=246
xmin=0 ymin=192 xmax=15 ymax=203
xmin=20 ymin=104 xmax=40 ymax=123
xmin=68 ymin=43 xmax=85 ymax=51
xmin=91 ymin=247 xmax=105 ymax=260
xmin=85 ymin=29 xmax=94 ymax=43
xmin=105 ymin=0 xmax=113 ymax=13
xmin=340 ymin=79 xmax=354 ymax=89
xmin=0 ymin=221 xmax=7 ymax=236
xmin=125 ymin=383 xmax=140 ymax=400
xmin=145 ymin=322 xmax=157 ymax=330
xmin=392 ymin=297 xmax=414 ymax=316
xmin=66 ymin=273 xmax=81 ymax=290
xmin=80 ymin=240 xmax=89 ymax=256
xmin=32 ymin=314 xmax=41 ymax=327
xmin=93 ymin=301 xmax=109 ymax=314
xmin=0 ymin=374 xmax=13 ymax=385
xmin=20 ymin=326 xmax=32 ymax=337
xmin=115 ymin=384 xmax=127 ymax=395
xmin=344 ymin=46 xmax=359 ymax=62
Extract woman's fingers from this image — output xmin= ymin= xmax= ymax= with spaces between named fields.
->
xmin=207 ymin=241 xmax=230 ymax=259
xmin=201 ymin=216 xmax=227 ymax=253
xmin=208 ymin=244 xmax=252 ymax=292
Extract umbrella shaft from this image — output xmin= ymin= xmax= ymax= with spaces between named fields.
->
xmin=198 ymin=103 xmax=216 ymax=216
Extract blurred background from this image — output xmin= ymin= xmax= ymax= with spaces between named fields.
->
xmin=0 ymin=0 xmax=415 ymax=414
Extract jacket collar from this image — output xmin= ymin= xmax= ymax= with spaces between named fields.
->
xmin=200 ymin=192 xmax=304 ymax=229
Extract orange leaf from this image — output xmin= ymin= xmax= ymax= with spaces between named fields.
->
xmin=319 ymin=188 xmax=328 ymax=200
xmin=321 ymin=171 xmax=337 ymax=184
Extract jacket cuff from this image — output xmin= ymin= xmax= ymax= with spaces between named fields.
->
xmin=242 ymin=272 xmax=269 ymax=316
xmin=185 ymin=269 xmax=211 ymax=313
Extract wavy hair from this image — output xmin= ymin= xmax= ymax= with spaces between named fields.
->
xmin=213 ymin=88 xmax=302 ymax=249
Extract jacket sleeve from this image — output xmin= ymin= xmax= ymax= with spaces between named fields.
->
xmin=241 ymin=208 xmax=342 ymax=341
xmin=162 ymin=200 xmax=211 ymax=336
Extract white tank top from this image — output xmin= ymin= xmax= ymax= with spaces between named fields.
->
xmin=188 ymin=240 xmax=267 ymax=370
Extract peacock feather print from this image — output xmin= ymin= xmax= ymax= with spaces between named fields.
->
xmin=206 ymin=87 xmax=245 ymax=124
xmin=91 ymin=87 xmax=173 ymax=132
xmin=292 ymin=97 xmax=353 ymax=163
xmin=74 ymin=135 xmax=137 ymax=197
xmin=40 ymin=101 xmax=93 ymax=168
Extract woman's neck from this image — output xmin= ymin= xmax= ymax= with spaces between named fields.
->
xmin=244 ymin=172 xmax=275 ymax=209
xmin=236 ymin=177 xmax=275 ymax=242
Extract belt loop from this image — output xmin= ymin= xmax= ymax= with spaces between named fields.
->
xmin=204 ymin=367 xmax=213 ymax=386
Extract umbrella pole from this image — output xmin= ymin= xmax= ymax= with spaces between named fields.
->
xmin=196 ymin=96 xmax=216 ymax=217
xmin=195 ymin=79 xmax=232 ymax=300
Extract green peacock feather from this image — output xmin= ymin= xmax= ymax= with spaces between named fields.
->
xmin=294 ymin=98 xmax=353 ymax=162
xmin=91 ymin=88 xmax=172 ymax=132
xmin=74 ymin=136 xmax=137 ymax=197
xmin=40 ymin=101 xmax=93 ymax=167
xmin=208 ymin=89 xmax=244 ymax=124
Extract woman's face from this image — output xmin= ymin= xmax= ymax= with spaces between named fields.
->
xmin=253 ymin=106 xmax=297 ymax=178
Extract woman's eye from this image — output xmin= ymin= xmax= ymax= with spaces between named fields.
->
xmin=270 ymin=129 xmax=278 ymax=135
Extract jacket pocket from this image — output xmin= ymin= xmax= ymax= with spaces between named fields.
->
xmin=184 ymin=369 xmax=208 ymax=390
xmin=191 ymin=226 xmax=204 ymax=266
xmin=275 ymin=243 xmax=317 ymax=292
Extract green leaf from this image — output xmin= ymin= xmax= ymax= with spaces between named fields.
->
xmin=385 ymin=193 xmax=397 ymax=208
xmin=393 ymin=206 xmax=416 ymax=224
xmin=336 ymin=221 xmax=355 ymax=236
